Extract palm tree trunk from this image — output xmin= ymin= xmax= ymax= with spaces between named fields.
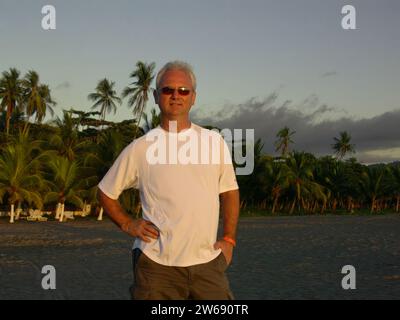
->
xmin=321 ymin=200 xmax=327 ymax=214
xmin=6 ymin=117 xmax=10 ymax=135
xmin=97 ymin=207 xmax=104 ymax=221
xmin=272 ymin=196 xmax=279 ymax=214
xmin=370 ymin=196 xmax=376 ymax=213
xmin=5 ymin=102 xmax=13 ymax=135
xmin=332 ymin=199 xmax=337 ymax=213
xmin=301 ymin=198 xmax=306 ymax=213
xmin=15 ymin=201 xmax=22 ymax=220
xmin=9 ymin=204 xmax=15 ymax=223
xmin=55 ymin=202 xmax=61 ymax=219
xmin=23 ymin=117 xmax=30 ymax=135
xmin=348 ymin=199 xmax=354 ymax=213
xmin=347 ymin=198 xmax=352 ymax=212
xmin=133 ymin=103 xmax=145 ymax=139
xmin=59 ymin=203 xmax=65 ymax=222
xmin=312 ymin=201 xmax=318 ymax=214
xmin=289 ymin=199 xmax=296 ymax=214
xmin=135 ymin=198 xmax=142 ymax=219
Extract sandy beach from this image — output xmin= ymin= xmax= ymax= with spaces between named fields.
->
xmin=0 ymin=215 xmax=399 ymax=300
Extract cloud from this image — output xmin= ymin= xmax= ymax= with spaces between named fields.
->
xmin=358 ymin=148 xmax=400 ymax=165
xmin=192 ymin=93 xmax=400 ymax=164
xmin=54 ymin=81 xmax=71 ymax=90
xmin=321 ymin=71 xmax=337 ymax=78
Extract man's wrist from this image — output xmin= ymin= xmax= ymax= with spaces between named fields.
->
xmin=121 ymin=220 xmax=133 ymax=234
xmin=223 ymin=236 xmax=236 ymax=247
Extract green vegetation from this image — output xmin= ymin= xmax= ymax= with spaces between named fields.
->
xmin=1 ymin=65 xmax=399 ymax=222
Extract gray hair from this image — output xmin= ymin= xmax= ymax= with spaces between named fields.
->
xmin=156 ymin=60 xmax=197 ymax=91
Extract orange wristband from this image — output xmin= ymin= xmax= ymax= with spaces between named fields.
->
xmin=223 ymin=236 xmax=236 ymax=247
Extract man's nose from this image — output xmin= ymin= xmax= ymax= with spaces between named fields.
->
xmin=171 ymin=89 xmax=179 ymax=99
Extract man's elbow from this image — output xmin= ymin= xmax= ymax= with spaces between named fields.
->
xmin=97 ymin=188 xmax=107 ymax=206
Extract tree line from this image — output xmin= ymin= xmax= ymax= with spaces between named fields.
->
xmin=1 ymin=64 xmax=399 ymax=223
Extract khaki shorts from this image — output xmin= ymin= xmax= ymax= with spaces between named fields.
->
xmin=131 ymin=249 xmax=234 ymax=300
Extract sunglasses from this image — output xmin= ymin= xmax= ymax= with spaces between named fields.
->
xmin=160 ymin=87 xmax=191 ymax=96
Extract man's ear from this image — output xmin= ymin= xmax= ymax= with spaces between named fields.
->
xmin=153 ymin=89 xmax=159 ymax=104
xmin=191 ymin=91 xmax=197 ymax=106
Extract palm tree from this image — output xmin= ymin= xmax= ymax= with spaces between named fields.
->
xmin=275 ymin=126 xmax=295 ymax=157
xmin=359 ymin=166 xmax=389 ymax=213
xmin=270 ymin=162 xmax=291 ymax=214
xmin=22 ymin=70 xmax=56 ymax=124
xmin=0 ymin=107 xmax=25 ymax=134
xmin=315 ymin=157 xmax=350 ymax=212
xmin=122 ymin=61 xmax=155 ymax=138
xmin=332 ymin=131 xmax=355 ymax=160
xmin=44 ymin=156 xmax=96 ymax=222
xmin=0 ymin=68 xmax=24 ymax=135
xmin=142 ymin=108 xmax=161 ymax=133
xmin=95 ymin=129 xmax=127 ymax=169
xmin=67 ymin=108 xmax=101 ymax=131
xmin=80 ymin=128 xmax=129 ymax=220
xmin=285 ymin=152 xmax=326 ymax=214
xmin=88 ymin=78 xmax=122 ymax=122
xmin=0 ymin=130 xmax=48 ymax=222
xmin=390 ymin=165 xmax=400 ymax=212
xmin=48 ymin=111 xmax=92 ymax=161
xmin=235 ymin=138 xmax=267 ymax=208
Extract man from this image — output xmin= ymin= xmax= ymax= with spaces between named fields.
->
xmin=97 ymin=61 xmax=240 ymax=300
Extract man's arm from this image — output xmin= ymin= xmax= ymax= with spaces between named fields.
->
xmin=214 ymin=189 xmax=240 ymax=265
xmin=97 ymin=189 xmax=159 ymax=242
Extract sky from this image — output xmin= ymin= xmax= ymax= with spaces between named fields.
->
xmin=0 ymin=0 xmax=399 ymax=163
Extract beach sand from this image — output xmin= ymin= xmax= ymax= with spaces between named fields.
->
xmin=0 ymin=215 xmax=399 ymax=300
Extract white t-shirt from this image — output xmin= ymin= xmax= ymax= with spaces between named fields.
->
xmin=98 ymin=123 xmax=239 ymax=267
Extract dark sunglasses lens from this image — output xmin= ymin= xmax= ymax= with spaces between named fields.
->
xmin=161 ymin=87 xmax=174 ymax=95
xmin=178 ymin=88 xmax=190 ymax=96
xmin=161 ymin=87 xmax=191 ymax=96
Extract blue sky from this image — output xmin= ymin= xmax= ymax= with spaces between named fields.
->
xmin=1 ymin=0 xmax=399 ymax=162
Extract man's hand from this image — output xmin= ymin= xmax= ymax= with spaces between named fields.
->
xmin=122 ymin=219 xmax=159 ymax=243
xmin=97 ymin=189 xmax=159 ymax=243
xmin=214 ymin=239 xmax=234 ymax=265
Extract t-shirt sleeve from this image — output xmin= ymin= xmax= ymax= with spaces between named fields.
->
xmin=98 ymin=142 xmax=139 ymax=200
xmin=219 ymin=137 xmax=239 ymax=194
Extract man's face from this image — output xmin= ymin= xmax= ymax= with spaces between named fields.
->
xmin=154 ymin=69 xmax=196 ymax=118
